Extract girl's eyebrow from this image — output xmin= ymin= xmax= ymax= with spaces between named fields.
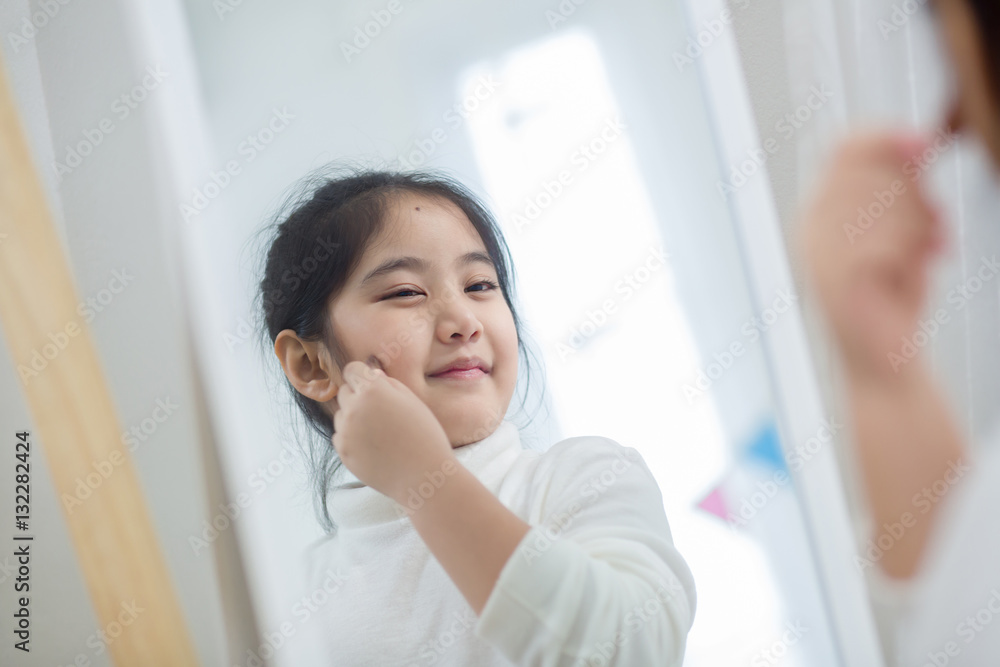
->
xmin=358 ymin=251 xmax=494 ymax=287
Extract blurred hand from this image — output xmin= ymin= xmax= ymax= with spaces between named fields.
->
xmin=331 ymin=360 xmax=455 ymax=502
xmin=799 ymin=131 xmax=948 ymax=382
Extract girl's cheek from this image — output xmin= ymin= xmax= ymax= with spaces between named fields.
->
xmin=376 ymin=319 xmax=422 ymax=373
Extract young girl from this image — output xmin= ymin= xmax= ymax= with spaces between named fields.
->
xmin=256 ymin=169 xmax=696 ymax=666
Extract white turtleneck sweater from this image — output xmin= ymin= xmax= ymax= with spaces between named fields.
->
xmin=301 ymin=419 xmax=696 ymax=666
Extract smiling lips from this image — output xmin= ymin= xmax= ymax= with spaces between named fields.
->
xmin=430 ymin=367 xmax=488 ymax=380
xmin=428 ymin=357 xmax=490 ymax=380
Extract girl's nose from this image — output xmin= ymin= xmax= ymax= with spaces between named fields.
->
xmin=434 ymin=300 xmax=482 ymax=342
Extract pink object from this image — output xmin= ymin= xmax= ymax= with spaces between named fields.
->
xmin=696 ymin=487 xmax=730 ymax=520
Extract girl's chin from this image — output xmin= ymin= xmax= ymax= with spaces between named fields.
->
xmin=435 ymin=408 xmax=504 ymax=441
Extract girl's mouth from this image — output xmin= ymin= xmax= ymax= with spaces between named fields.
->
xmin=429 ymin=368 xmax=488 ymax=380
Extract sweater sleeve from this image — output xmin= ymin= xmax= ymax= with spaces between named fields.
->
xmin=473 ymin=437 xmax=697 ymax=666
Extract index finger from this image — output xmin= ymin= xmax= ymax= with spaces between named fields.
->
xmin=341 ymin=356 xmax=386 ymax=391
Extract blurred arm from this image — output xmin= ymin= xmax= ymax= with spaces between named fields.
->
xmin=847 ymin=363 xmax=967 ymax=579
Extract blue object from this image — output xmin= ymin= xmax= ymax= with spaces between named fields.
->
xmin=744 ymin=420 xmax=787 ymax=472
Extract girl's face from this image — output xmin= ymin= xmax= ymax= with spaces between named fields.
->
xmin=327 ymin=191 xmax=519 ymax=447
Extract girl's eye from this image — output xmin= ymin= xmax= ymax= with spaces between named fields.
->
xmin=387 ymin=288 xmax=421 ymax=299
xmin=384 ymin=279 xmax=498 ymax=300
xmin=467 ymin=279 xmax=499 ymax=293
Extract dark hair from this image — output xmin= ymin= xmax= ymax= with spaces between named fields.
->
xmin=251 ymin=165 xmax=545 ymax=534
xmin=965 ymin=0 xmax=1000 ymax=103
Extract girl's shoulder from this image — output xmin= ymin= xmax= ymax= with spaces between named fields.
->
xmin=519 ymin=433 xmax=660 ymax=511
xmin=533 ymin=433 xmax=649 ymax=481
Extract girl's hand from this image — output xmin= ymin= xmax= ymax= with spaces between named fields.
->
xmin=799 ymin=131 xmax=947 ymax=383
xmin=331 ymin=359 xmax=456 ymax=503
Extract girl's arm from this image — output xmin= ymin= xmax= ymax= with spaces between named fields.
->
xmin=847 ymin=364 xmax=967 ymax=579
xmin=391 ymin=460 xmax=532 ymax=615
xmin=400 ymin=438 xmax=696 ymax=667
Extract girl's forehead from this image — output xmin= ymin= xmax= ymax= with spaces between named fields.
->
xmin=380 ymin=193 xmax=480 ymax=243
xmin=389 ymin=190 xmax=462 ymax=217
xmin=352 ymin=199 xmax=490 ymax=282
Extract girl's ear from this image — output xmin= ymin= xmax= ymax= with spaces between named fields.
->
xmin=274 ymin=329 xmax=341 ymax=402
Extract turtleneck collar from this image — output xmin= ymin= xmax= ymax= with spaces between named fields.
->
xmin=326 ymin=419 xmax=524 ymax=530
